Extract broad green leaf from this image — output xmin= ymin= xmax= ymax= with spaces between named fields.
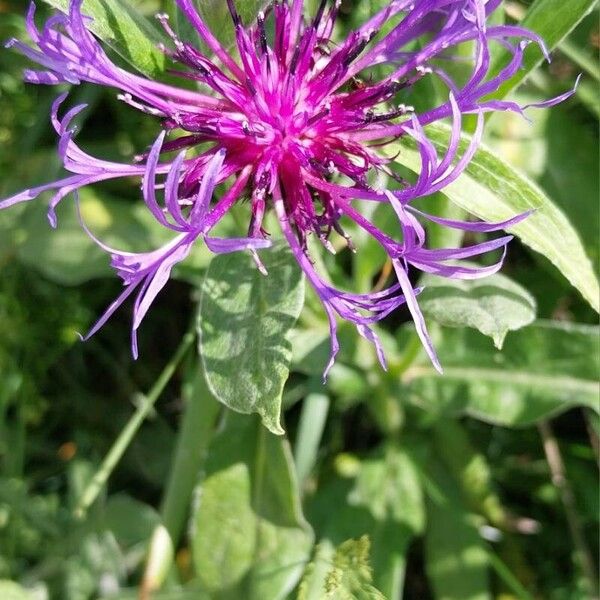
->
xmin=489 ymin=0 xmax=598 ymax=101
xmin=0 ymin=582 xmax=34 ymax=600
xmin=405 ymin=320 xmax=600 ymax=426
xmin=424 ymin=460 xmax=491 ymax=600
xmin=541 ymin=108 xmax=600 ymax=268
xmin=432 ymin=421 xmax=508 ymax=528
xmin=307 ymin=447 xmax=423 ymax=600
xmin=348 ymin=444 xmax=425 ymax=534
xmin=142 ymin=365 xmax=221 ymax=593
xmin=43 ymin=0 xmax=166 ymax=77
xmin=419 ymin=270 xmax=536 ymax=349
xmin=294 ymin=391 xmax=330 ymax=487
xmin=393 ymin=126 xmax=599 ymax=311
xmin=346 ymin=445 xmax=425 ymax=599
xmin=298 ymin=537 xmax=386 ymax=600
xmin=199 ymin=244 xmax=305 ymax=435
xmin=191 ymin=414 xmax=314 ymax=599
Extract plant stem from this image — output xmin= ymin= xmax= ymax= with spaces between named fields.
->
xmin=140 ymin=362 xmax=221 ymax=597
xmin=293 ymin=387 xmax=330 ymax=489
xmin=538 ymin=420 xmax=599 ymax=597
xmin=487 ymin=551 xmax=534 ymax=600
xmin=74 ymin=331 xmax=195 ymax=519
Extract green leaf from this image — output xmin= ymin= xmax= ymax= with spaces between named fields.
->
xmin=100 ymin=495 xmax=160 ymax=548
xmin=405 ymin=320 xmax=600 ymax=426
xmin=542 ymin=108 xmax=600 ymax=268
xmin=199 ymin=244 xmax=305 ymax=435
xmin=393 ymin=125 xmax=600 ymax=311
xmin=419 ymin=270 xmax=536 ymax=349
xmin=348 ymin=445 xmax=425 ymax=534
xmin=191 ymin=414 xmax=314 ymax=599
xmin=488 ymin=0 xmax=598 ymax=101
xmin=487 ymin=98 xmax=600 ymax=269
xmin=0 ymin=582 xmax=34 ymax=600
xmin=294 ymin=391 xmax=330 ymax=487
xmin=42 ymin=0 xmax=166 ymax=77
xmin=307 ymin=446 xmax=423 ymax=600
xmin=424 ymin=460 xmax=491 ymax=600
xmin=346 ymin=445 xmax=426 ymax=599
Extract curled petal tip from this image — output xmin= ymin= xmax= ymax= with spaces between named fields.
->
xmin=47 ymin=210 xmax=58 ymax=228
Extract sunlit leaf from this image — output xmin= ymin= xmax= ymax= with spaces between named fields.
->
xmin=419 ymin=270 xmax=536 ymax=349
xmin=191 ymin=414 xmax=313 ymax=599
xmin=349 ymin=445 xmax=425 ymax=534
xmin=43 ymin=0 xmax=166 ymax=76
xmin=199 ymin=245 xmax=305 ymax=435
xmin=0 ymin=581 xmax=34 ymax=600
xmin=406 ymin=321 xmax=600 ymax=426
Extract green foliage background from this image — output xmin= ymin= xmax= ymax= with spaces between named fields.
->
xmin=0 ymin=1 xmax=598 ymax=599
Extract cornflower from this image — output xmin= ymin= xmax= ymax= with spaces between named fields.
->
xmin=2 ymin=0 xmax=573 ymax=375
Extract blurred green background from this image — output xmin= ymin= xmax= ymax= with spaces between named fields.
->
xmin=0 ymin=1 xmax=598 ymax=599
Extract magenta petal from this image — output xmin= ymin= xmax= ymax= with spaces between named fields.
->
xmin=394 ymin=260 xmax=442 ymax=374
xmin=204 ymin=236 xmax=272 ymax=254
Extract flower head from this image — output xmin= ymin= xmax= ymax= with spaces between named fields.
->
xmin=3 ymin=0 xmax=573 ymax=375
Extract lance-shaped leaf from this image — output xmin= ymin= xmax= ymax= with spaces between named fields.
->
xmin=404 ymin=321 xmax=600 ymax=426
xmin=393 ymin=126 xmax=599 ymax=312
xmin=43 ymin=0 xmax=166 ymax=76
xmin=199 ymin=244 xmax=305 ymax=435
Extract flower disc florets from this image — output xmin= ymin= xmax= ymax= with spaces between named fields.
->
xmin=2 ymin=0 xmax=574 ymax=375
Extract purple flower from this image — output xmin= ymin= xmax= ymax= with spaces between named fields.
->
xmin=2 ymin=0 xmax=572 ymax=375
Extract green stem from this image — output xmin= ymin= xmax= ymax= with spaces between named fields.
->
xmin=487 ymin=551 xmax=534 ymax=600
xmin=74 ymin=331 xmax=195 ymax=519
xmin=141 ymin=362 xmax=221 ymax=595
xmin=293 ymin=386 xmax=330 ymax=488
xmin=388 ymin=329 xmax=422 ymax=380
